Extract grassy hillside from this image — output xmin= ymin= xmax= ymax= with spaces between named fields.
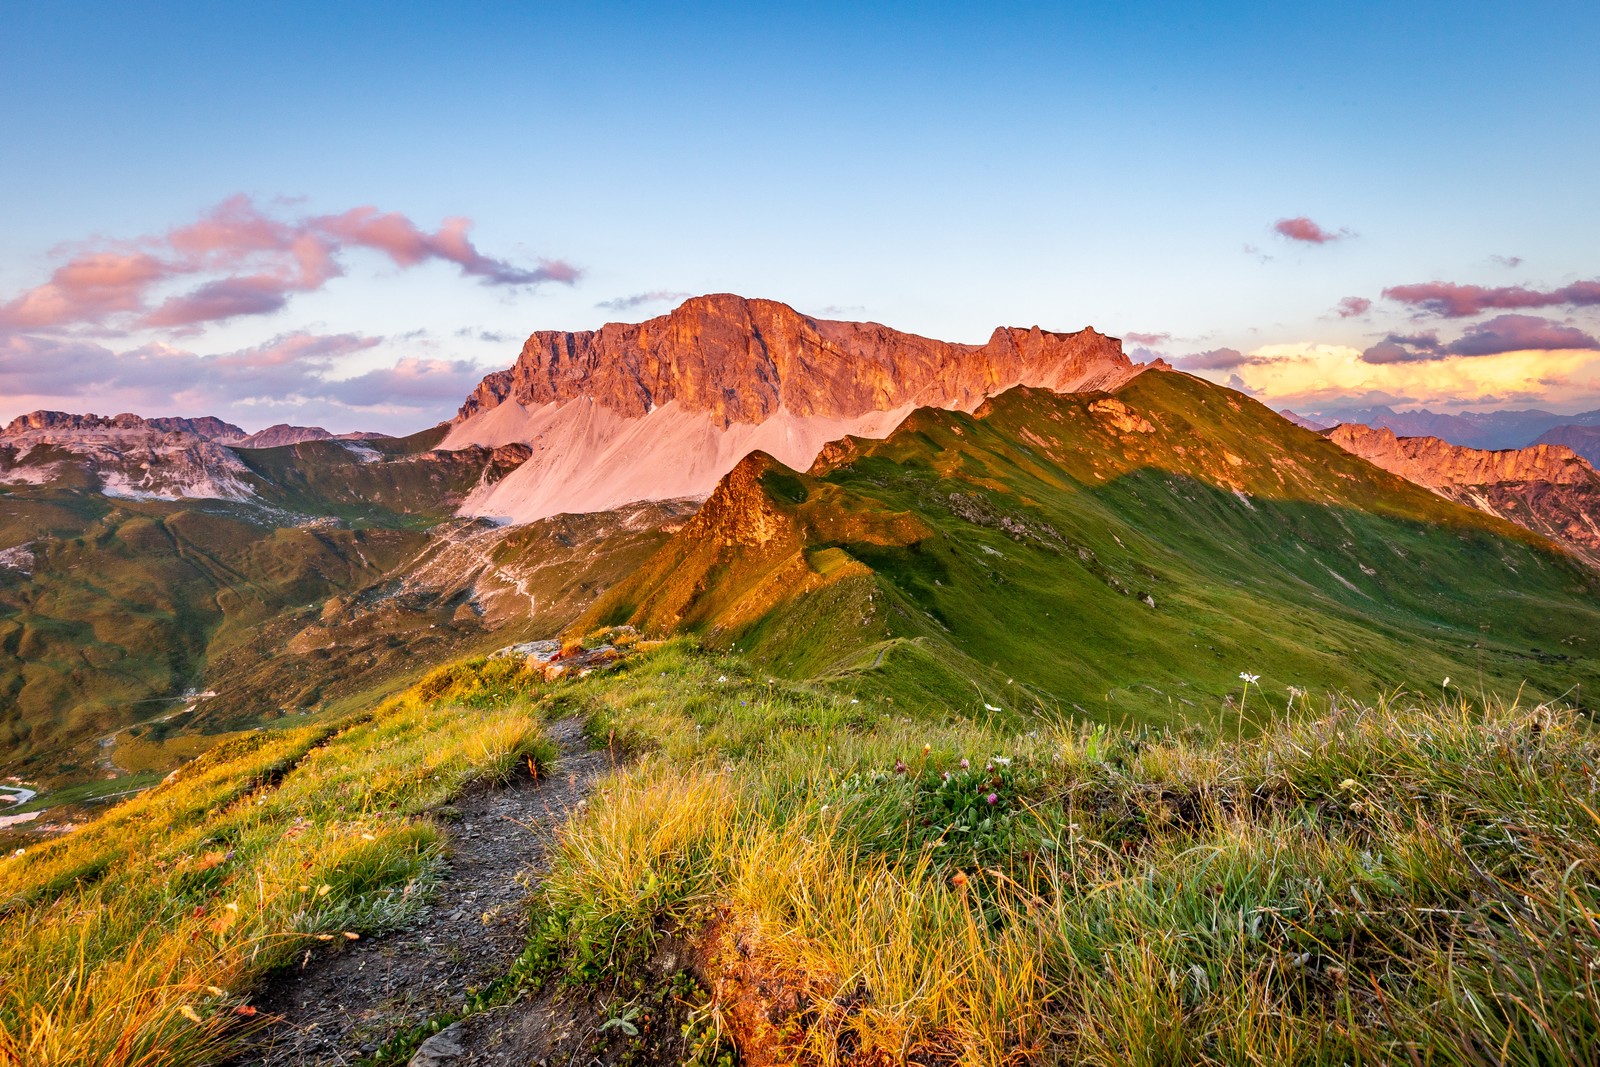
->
xmin=582 ymin=372 xmax=1600 ymax=725
xmin=0 ymin=490 xmax=424 ymax=772
xmin=8 ymin=642 xmax=1600 ymax=1065
xmin=0 ymin=659 xmax=553 ymax=1067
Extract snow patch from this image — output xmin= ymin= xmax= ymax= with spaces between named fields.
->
xmin=0 ymin=543 xmax=35 ymax=576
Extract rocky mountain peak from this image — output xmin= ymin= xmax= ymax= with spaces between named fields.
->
xmin=455 ymin=294 xmax=1145 ymax=429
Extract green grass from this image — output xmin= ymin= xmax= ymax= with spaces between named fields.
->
xmin=0 ymin=659 xmax=556 ymax=1067
xmin=524 ymin=640 xmax=1600 ymax=1065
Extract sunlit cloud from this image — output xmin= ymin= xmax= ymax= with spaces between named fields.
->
xmin=1273 ymin=216 xmax=1351 ymax=244
xmin=0 ymin=194 xmax=579 ymax=333
xmin=1191 ymin=340 xmax=1600 ymax=413
xmin=1383 ymin=278 xmax=1600 ymax=318
xmin=1331 ymin=296 xmax=1372 ymax=319
xmin=1361 ymin=315 xmax=1600 ymax=363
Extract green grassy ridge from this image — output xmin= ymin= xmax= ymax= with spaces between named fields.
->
xmin=584 ymin=372 xmax=1600 ymax=725
xmin=519 ymin=641 xmax=1600 ymax=1065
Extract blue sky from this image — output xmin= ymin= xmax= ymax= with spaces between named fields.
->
xmin=2 ymin=1 xmax=1598 ymax=432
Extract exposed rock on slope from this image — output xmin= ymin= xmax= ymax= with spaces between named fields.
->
xmin=1326 ymin=422 xmax=1600 ymax=569
xmin=444 ymin=293 xmax=1160 ymax=523
xmin=0 ymin=415 xmax=258 ymax=500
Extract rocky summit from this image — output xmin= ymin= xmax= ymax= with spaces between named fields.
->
xmin=443 ymin=293 xmax=1162 ymax=523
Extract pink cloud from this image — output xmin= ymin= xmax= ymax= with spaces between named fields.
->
xmin=1382 ymin=279 xmax=1600 ymax=318
xmin=1332 ymin=296 xmax=1371 ymax=318
xmin=1123 ymin=331 xmax=1171 ymax=345
xmin=0 ymin=251 xmax=167 ymax=329
xmin=1273 ymin=216 xmax=1349 ymax=244
xmin=0 ymin=195 xmax=578 ymax=332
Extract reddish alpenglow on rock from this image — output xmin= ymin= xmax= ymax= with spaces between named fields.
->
xmin=442 ymin=293 xmax=1163 ymax=522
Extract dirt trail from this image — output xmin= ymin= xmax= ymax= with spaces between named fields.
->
xmin=237 ymin=717 xmax=610 ymax=1066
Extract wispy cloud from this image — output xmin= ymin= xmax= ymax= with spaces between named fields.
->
xmin=1491 ymin=255 xmax=1523 ymax=269
xmin=1382 ymin=278 xmax=1600 ymax=318
xmin=595 ymin=290 xmax=691 ymax=312
xmin=1123 ymin=331 xmax=1171 ymax=345
xmin=0 ymin=195 xmax=579 ymax=332
xmin=1174 ymin=347 xmax=1281 ymax=371
xmin=1273 ymin=216 xmax=1352 ymax=244
xmin=1332 ymin=296 xmax=1372 ymax=319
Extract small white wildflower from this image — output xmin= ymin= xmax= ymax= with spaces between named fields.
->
xmin=983 ymin=703 xmax=1002 ymax=712
xmin=1239 ymin=672 xmax=1260 ymax=684
xmin=1442 ymin=676 xmax=1451 ymax=688
xmin=992 ymin=756 xmax=1012 ymax=766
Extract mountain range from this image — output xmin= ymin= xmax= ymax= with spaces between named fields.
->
xmin=1283 ymin=402 xmax=1600 ymax=455
xmin=3 ymin=294 xmax=1599 ymax=802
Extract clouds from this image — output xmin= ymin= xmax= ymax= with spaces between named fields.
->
xmin=0 ymin=330 xmax=485 ymax=434
xmin=1382 ymin=279 xmax=1600 ymax=318
xmin=1175 ymin=347 xmax=1256 ymax=371
xmin=1203 ymin=340 xmax=1600 ymax=415
xmin=1332 ymin=296 xmax=1372 ymax=319
xmin=1273 ymin=216 xmax=1350 ymax=244
xmin=594 ymin=290 xmax=691 ymax=313
xmin=0 ymin=195 xmax=579 ymax=333
xmin=1361 ymin=315 xmax=1600 ymax=363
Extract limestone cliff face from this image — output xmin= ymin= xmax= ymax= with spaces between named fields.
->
xmin=456 ymin=294 xmax=1144 ymax=428
xmin=1327 ymin=423 xmax=1600 ymax=568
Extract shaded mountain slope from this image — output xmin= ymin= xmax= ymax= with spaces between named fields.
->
xmin=582 ymin=371 xmax=1600 ymax=725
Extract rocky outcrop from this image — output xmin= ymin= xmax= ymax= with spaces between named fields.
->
xmin=1327 ymin=424 xmax=1596 ymax=488
xmin=0 ymin=415 xmax=259 ymax=500
xmin=445 ymin=294 xmax=1161 ymax=523
xmin=1327 ymin=422 xmax=1600 ymax=568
